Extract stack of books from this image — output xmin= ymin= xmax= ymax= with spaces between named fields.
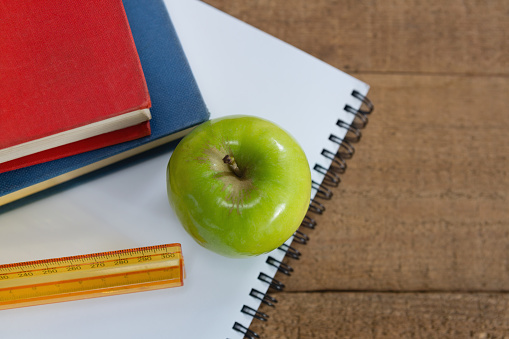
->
xmin=0 ymin=0 xmax=209 ymax=206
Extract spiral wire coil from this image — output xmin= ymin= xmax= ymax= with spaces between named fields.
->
xmin=232 ymin=90 xmax=373 ymax=339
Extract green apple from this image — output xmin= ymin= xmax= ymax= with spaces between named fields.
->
xmin=166 ymin=115 xmax=311 ymax=258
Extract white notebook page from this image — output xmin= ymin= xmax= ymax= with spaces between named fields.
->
xmin=0 ymin=1 xmax=369 ymax=338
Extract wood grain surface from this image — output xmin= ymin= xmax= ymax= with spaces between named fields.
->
xmin=203 ymin=1 xmax=509 ymax=337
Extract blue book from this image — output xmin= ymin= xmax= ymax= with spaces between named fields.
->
xmin=0 ymin=0 xmax=209 ymax=206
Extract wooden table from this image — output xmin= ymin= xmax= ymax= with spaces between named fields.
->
xmin=205 ymin=1 xmax=509 ymax=337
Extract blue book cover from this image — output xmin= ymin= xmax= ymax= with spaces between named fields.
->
xmin=0 ymin=0 xmax=209 ymax=206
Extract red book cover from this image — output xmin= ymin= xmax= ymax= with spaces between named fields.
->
xmin=0 ymin=0 xmax=151 ymax=170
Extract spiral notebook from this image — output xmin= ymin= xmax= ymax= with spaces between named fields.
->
xmin=0 ymin=1 xmax=372 ymax=338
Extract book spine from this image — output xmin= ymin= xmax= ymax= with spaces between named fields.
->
xmin=233 ymin=90 xmax=374 ymax=339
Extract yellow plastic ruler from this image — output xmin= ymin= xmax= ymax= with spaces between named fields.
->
xmin=0 ymin=243 xmax=184 ymax=311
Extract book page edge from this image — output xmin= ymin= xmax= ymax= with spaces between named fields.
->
xmin=0 ymin=109 xmax=152 ymax=164
xmin=0 ymin=126 xmax=194 ymax=207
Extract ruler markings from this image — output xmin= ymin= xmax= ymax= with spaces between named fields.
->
xmin=0 ymin=243 xmax=184 ymax=310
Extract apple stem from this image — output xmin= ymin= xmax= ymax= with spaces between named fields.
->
xmin=222 ymin=155 xmax=243 ymax=178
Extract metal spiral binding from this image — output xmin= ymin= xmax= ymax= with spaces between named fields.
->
xmin=250 ymin=288 xmax=278 ymax=307
xmin=312 ymin=181 xmax=333 ymax=200
xmin=314 ymin=164 xmax=340 ymax=187
xmin=292 ymin=230 xmax=309 ymax=245
xmin=241 ymin=305 xmax=269 ymax=321
xmin=352 ymin=89 xmax=374 ymax=114
xmin=321 ymin=149 xmax=347 ymax=173
xmin=266 ymin=256 xmax=293 ymax=275
xmin=329 ymin=136 xmax=355 ymax=159
xmin=278 ymin=243 xmax=301 ymax=259
xmin=344 ymin=104 xmax=369 ymax=129
xmin=309 ymin=199 xmax=326 ymax=215
xmin=301 ymin=215 xmax=317 ymax=229
xmin=258 ymin=272 xmax=285 ymax=291
xmin=336 ymin=119 xmax=362 ymax=143
xmin=233 ymin=322 xmax=260 ymax=339
xmin=232 ymin=90 xmax=373 ymax=339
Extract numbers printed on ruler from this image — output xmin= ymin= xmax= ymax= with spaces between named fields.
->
xmin=0 ymin=243 xmax=184 ymax=311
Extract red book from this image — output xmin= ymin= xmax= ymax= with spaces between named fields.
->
xmin=0 ymin=0 xmax=151 ymax=173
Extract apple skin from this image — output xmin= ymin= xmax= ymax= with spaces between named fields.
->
xmin=167 ymin=115 xmax=311 ymax=258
